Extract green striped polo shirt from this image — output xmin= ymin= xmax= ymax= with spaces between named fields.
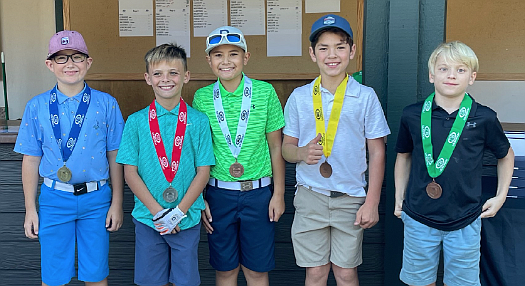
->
xmin=193 ymin=75 xmax=285 ymax=181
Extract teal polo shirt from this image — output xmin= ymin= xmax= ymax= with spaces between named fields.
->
xmin=192 ymin=75 xmax=285 ymax=182
xmin=116 ymin=101 xmax=215 ymax=230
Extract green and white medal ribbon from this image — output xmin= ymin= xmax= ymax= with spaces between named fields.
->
xmin=421 ymin=92 xmax=472 ymax=198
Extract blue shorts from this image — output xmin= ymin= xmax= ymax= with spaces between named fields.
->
xmin=133 ymin=218 xmax=201 ymax=286
xmin=206 ymin=185 xmax=275 ymax=272
xmin=400 ymin=212 xmax=481 ymax=286
xmin=38 ymin=182 xmax=111 ymax=286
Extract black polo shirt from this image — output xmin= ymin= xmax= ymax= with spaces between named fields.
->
xmin=396 ymin=94 xmax=510 ymax=231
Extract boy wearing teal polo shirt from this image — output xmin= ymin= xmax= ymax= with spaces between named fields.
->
xmin=116 ymin=44 xmax=214 ymax=286
xmin=193 ymin=26 xmax=285 ymax=285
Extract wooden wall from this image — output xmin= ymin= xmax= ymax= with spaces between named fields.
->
xmin=0 ymin=143 xmax=386 ymax=285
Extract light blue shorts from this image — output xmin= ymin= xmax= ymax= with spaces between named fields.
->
xmin=400 ymin=212 xmax=481 ymax=286
xmin=39 ymin=182 xmax=111 ymax=286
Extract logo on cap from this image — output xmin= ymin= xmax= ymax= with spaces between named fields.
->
xmin=61 ymin=37 xmax=69 ymax=45
xmin=323 ymin=16 xmax=335 ymax=25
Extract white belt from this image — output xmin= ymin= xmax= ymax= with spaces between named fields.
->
xmin=209 ymin=177 xmax=271 ymax=191
xmin=44 ymin=177 xmax=106 ymax=193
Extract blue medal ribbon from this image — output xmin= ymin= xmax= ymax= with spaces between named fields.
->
xmin=49 ymin=84 xmax=91 ymax=163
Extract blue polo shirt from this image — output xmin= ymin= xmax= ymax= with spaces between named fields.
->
xmin=116 ymin=101 xmax=215 ymax=230
xmin=14 ymin=84 xmax=124 ymax=184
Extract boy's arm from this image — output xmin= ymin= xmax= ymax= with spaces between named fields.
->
xmin=354 ymin=137 xmax=386 ymax=229
xmin=394 ymin=152 xmax=412 ymax=218
xmin=22 ymin=155 xmax=41 ymax=239
xmin=124 ymin=164 xmax=164 ymax=216
xmin=178 ymin=165 xmax=210 ymax=215
xmin=106 ymin=150 xmax=124 ymax=231
xmin=282 ymin=134 xmax=323 ymax=164
xmin=267 ymin=129 xmax=285 ymax=222
xmin=481 ymin=146 xmax=514 ymax=218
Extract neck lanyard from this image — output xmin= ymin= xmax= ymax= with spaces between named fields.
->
xmin=212 ymin=74 xmax=253 ymax=160
xmin=149 ymin=99 xmax=187 ymax=183
xmin=421 ymin=92 xmax=472 ymax=178
xmin=49 ymin=84 xmax=91 ymax=163
xmin=312 ymin=74 xmax=348 ymax=158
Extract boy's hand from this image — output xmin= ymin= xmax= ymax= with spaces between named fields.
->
xmin=201 ymin=200 xmax=214 ymax=234
xmin=24 ymin=209 xmax=39 ymax=239
xmin=106 ymin=204 xmax=124 ymax=232
xmin=300 ymin=133 xmax=324 ymax=165
xmin=480 ymin=196 xmax=506 ymax=218
xmin=394 ymin=200 xmax=403 ymax=218
xmin=153 ymin=206 xmax=187 ymax=235
xmin=354 ymin=202 xmax=379 ymax=229
xmin=268 ymin=193 xmax=285 ymax=222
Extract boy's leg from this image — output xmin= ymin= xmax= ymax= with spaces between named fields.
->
xmin=241 ymin=265 xmax=269 ymax=286
xmin=330 ymin=195 xmax=366 ymax=286
xmin=39 ymin=184 xmax=77 ymax=286
xmin=442 ymin=217 xmax=482 ymax=286
xmin=399 ymin=212 xmax=442 ymax=286
xmin=133 ymin=218 xmax=171 ymax=286
xmin=291 ymin=186 xmax=331 ymax=284
xmin=216 ymin=266 xmax=240 ymax=286
xmin=206 ymin=185 xmax=241 ymax=272
xmin=237 ymin=186 xmax=275 ymax=274
xmin=305 ymin=263 xmax=331 ymax=286
xmin=165 ymin=223 xmax=202 ymax=286
xmin=76 ymin=184 xmax=111 ymax=284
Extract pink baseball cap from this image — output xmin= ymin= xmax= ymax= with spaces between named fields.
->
xmin=47 ymin=30 xmax=89 ymax=59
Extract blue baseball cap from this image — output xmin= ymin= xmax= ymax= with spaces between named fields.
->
xmin=309 ymin=14 xmax=353 ymax=42
xmin=205 ymin=26 xmax=247 ymax=54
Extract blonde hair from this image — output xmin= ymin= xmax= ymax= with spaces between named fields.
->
xmin=428 ymin=41 xmax=479 ymax=75
xmin=144 ymin=43 xmax=187 ymax=73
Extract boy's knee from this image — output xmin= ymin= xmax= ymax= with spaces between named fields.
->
xmin=216 ymin=266 xmax=240 ymax=279
xmin=241 ymin=266 xmax=268 ymax=280
xmin=332 ymin=265 xmax=358 ymax=283
xmin=306 ymin=264 xmax=331 ymax=280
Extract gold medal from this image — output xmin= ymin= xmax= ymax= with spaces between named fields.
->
xmin=426 ymin=179 xmax=442 ymax=199
xmin=319 ymin=161 xmax=333 ymax=178
xmin=57 ymin=165 xmax=72 ymax=182
xmin=229 ymin=162 xmax=244 ymax=178
xmin=163 ymin=186 xmax=178 ymax=203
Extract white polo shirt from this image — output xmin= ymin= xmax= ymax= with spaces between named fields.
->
xmin=283 ymin=76 xmax=390 ymax=197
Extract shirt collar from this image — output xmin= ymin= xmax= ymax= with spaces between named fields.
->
xmin=319 ymin=75 xmax=360 ymax=98
xmin=155 ymin=100 xmax=180 ymax=117
xmin=431 ymin=93 xmax=478 ymax=117
xmin=55 ymin=83 xmax=87 ymax=104
xmin=218 ymin=73 xmax=245 ymax=97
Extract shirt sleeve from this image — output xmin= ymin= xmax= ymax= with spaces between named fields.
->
xmin=364 ymin=89 xmax=391 ymax=139
xmin=395 ymin=109 xmax=414 ymax=153
xmin=115 ymin=113 xmax=139 ymax=166
xmin=265 ymin=86 xmax=285 ymax=133
xmin=192 ymin=90 xmax=203 ymax=112
xmin=484 ymin=113 xmax=511 ymax=159
xmin=106 ymin=97 xmax=125 ymax=151
xmin=14 ymin=100 xmax=43 ymax=157
xmin=196 ymin=115 xmax=215 ymax=167
xmin=282 ymin=90 xmax=300 ymax=139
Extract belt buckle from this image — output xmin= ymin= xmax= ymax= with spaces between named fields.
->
xmin=330 ymin=191 xmax=344 ymax=198
xmin=240 ymin=181 xmax=253 ymax=191
xmin=73 ymin=183 xmax=89 ymax=196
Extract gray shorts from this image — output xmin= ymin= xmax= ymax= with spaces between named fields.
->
xmin=291 ymin=185 xmax=365 ymax=268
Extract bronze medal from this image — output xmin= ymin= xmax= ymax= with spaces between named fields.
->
xmin=319 ymin=161 xmax=333 ymax=178
xmin=426 ymin=180 xmax=442 ymax=199
xmin=57 ymin=165 xmax=72 ymax=182
xmin=229 ymin=162 xmax=244 ymax=178
xmin=163 ymin=186 xmax=178 ymax=203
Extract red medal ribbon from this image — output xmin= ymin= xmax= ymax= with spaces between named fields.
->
xmin=149 ymin=99 xmax=187 ymax=183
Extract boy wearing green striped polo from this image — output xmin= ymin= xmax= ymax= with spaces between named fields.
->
xmin=192 ymin=26 xmax=285 ymax=285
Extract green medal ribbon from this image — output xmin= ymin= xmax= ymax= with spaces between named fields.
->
xmin=421 ymin=92 xmax=472 ymax=178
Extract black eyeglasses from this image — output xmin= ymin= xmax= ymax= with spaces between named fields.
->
xmin=53 ymin=53 xmax=87 ymax=64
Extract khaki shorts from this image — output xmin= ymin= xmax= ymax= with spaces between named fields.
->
xmin=291 ymin=185 xmax=365 ymax=268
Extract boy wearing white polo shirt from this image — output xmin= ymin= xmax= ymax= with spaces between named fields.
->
xmin=282 ymin=15 xmax=390 ymax=285
xmin=193 ymin=26 xmax=285 ymax=285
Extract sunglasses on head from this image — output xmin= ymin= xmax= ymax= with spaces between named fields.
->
xmin=206 ymin=32 xmax=243 ymax=46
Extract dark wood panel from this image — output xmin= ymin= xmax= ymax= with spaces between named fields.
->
xmin=0 ymin=144 xmax=23 ymax=161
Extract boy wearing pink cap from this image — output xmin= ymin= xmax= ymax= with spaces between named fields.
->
xmin=14 ymin=30 xmax=124 ymax=286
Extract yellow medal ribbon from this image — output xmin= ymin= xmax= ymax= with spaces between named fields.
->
xmin=312 ymin=74 xmax=349 ymax=158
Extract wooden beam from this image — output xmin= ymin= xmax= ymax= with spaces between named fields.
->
xmin=84 ymin=73 xmax=319 ymax=81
